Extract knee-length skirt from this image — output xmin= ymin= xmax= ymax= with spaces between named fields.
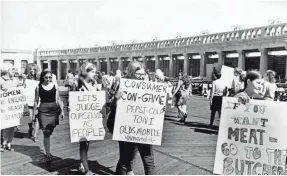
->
xmin=38 ymin=102 xmax=59 ymax=129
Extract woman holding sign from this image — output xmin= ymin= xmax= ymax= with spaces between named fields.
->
xmin=108 ymin=61 xmax=156 ymax=175
xmin=32 ymin=69 xmax=63 ymax=161
xmin=73 ymin=62 xmax=101 ymax=174
xmin=26 ymin=63 xmax=41 ymax=142
xmin=0 ymin=63 xmax=20 ymax=152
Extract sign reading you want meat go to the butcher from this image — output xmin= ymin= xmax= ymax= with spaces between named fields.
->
xmin=213 ymin=97 xmax=287 ymax=175
xmin=113 ymin=78 xmax=167 ymax=145
xmin=0 ymin=87 xmax=30 ymax=129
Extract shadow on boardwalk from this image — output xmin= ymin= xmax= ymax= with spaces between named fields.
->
xmin=13 ymin=144 xmax=115 ymax=175
xmin=165 ymin=118 xmax=219 ymax=135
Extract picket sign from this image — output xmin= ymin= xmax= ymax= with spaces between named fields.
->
xmin=214 ymin=97 xmax=287 ymax=175
xmin=68 ymin=91 xmax=106 ymax=143
xmin=0 ymin=87 xmax=30 ymax=129
xmin=112 ymin=78 xmax=167 ymax=145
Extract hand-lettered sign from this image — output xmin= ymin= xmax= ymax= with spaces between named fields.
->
xmin=214 ymin=97 xmax=287 ymax=175
xmin=0 ymin=87 xmax=30 ymax=129
xmin=24 ymin=79 xmax=39 ymax=107
xmin=69 ymin=91 xmax=106 ymax=143
xmin=112 ymin=78 xmax=167 ymax=145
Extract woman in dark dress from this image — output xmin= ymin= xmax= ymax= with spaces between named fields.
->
xmin=32 ymin=69 xmax=62 ymax=161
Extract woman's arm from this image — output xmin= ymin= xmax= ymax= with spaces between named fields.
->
xmin=32 ymin=86 xmax=40 ymax=121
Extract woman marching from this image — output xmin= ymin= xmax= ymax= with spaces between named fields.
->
xmin=26 ymin=63 xmax=41 ymax=142
xmin=32 ymin=69 xmax=63 ymax=161
xmin=108 ymin=61 xmax=157 ymax=175
xmin=72 ymin=62 xmax=101 ymax=174
xmin=0 ymin=63 xmax=22 ymax=152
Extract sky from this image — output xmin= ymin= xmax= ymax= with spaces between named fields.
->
xmin=1 ymin=0 xmax=287 ymax=51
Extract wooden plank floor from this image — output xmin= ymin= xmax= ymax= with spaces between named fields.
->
xmin=1 ymin=95 xmax=221 ymax=175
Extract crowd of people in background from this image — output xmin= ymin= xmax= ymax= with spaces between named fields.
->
xmin=1 ymin=60 xmax=287 ymax=175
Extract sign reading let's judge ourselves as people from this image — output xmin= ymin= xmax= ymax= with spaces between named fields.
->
xmin=113 ymin=78 xmax=167 ymax=145
xmin=69 ymin=91 xmax=106 ymax=143
xmin=214 ymin=97 xmax=287 ymax=175
xmin=0 ymin=87 xmax=30 ymax=129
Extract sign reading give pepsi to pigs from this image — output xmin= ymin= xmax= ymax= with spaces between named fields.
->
xmin=213 ymin=97 xmax=287 ymax=175
xmin=113 ymin=78 xmax=167 ymax=145
xmin=69 ymin=91 xmax=106 ymax=143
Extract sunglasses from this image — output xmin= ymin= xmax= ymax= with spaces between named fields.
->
xmin=44 ymin=76 xmax=52 ymax=79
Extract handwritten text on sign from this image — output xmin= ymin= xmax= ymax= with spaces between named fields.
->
xmin=0 ymin=87 xmax=30 ymax=129
xmin=24 ymin=79 xmax=39 ymax=107
xmin=213 ymin=97 xmax=287 ymax=175
xmin=113 ymin=79 xmax=167 ymax=145
xmin=69 ymin=91 xmax=106 ymax=143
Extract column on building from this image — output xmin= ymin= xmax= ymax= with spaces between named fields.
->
xmin=184 ymin=53 xmax=189 ymax=75
xmin=118 ymin=57 xmax=123 ymax=71
xmin=96 ymin=57 xmax=101 ymax=71
xmin=200 ymin=52 xmax=206 ymax=77
xmin=142 ymin=56 xmax=146 ymax=68
xmin=237 ymin=50 xmax=245 ymax=70
xmin=47 ymin=60 xmax=52 ymax=70
xmin=169 ymin=55 xmax=173 ymax=77
xmin=217 ymin=51 xmax=223 ymax=67
xmin=107 ymin=57 xmax=111 ymax=74
xmin=66 ymin=58 xmax=71 ymax=71
xmin=155 ymin=56 xmax=159 ymax=70
xmin=76 ymin=58 xmax=80 ymax=70
xmin=57 ymin=59 xmax=61 ymax=80
xmin=259 ymin=48 xmax=268 ymax=75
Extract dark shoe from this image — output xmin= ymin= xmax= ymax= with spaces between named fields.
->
xmin=0 ymin=145 xmax=4 ymax=152
xmin=5 ymin=145 xmax=15 ymax=151
xmin=31 ymin=137 xmax=39 ymax=142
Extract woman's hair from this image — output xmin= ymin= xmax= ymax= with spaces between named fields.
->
xmin=264 ymin=70 xmax=276 ymax=83
xmin=126 ymin=61 xmax=145 ymax=79
xmin=243 ymin=70 xmax=262 ymax=89
xmin=78 ymin=62 xmax=96 ymax=88
xmin=27 ymin=63 xmax=40 ymax=80
xmin=1 ymin=62 xmax=14 ymax=76
xmin=234 ymin=67 xmax=243 ymax=75
xmin=39 ymin=69 xmax=52 ymax=85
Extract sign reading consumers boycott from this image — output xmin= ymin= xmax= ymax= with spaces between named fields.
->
xmin=214 ymin=97 xmax=287 ymax=175
xmin=113 ymin=78 xmax=167 ymax=145
xmin=69 ymin=91 xmax=106 ymax=143
xmin=0 ymin=87 xmax=30 ymax=129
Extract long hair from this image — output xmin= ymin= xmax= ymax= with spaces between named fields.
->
xmin=78 ymin=62 xmax=96 ymax=89
xmin=264 ymin=70 xmax=276 ymax=83
xmin=243 ymin=70 xmax=262 ymax=89
xmin=27 ymin=63 xmax=40 ymax=80
xmin=126 ymin=61 xmax=145 ymax=79
xmin=39 ymin=69 xmax=53 ymax=85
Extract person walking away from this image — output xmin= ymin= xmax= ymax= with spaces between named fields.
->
xmin=263 ymin=70 xmax=277 ymax=101
xmin=209 ymin=73 xmax=226 ymax=128
xmin=32 ymin=69 xmax=63 ymax=161
xmin=26 ymin=63 xmax=41 ymax=142
xmin=0 ymin=63 xmax=22 ymax=152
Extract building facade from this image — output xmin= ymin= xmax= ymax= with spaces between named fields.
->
xmin=36 ymin=23 xmax=287 ymax=82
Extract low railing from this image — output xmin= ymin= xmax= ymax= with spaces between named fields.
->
xmin=38 ymin=23 xmax=287 ymax=56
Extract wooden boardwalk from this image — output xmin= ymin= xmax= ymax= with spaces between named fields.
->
xmin=1 ymin=96 xmax=221 ymax=175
